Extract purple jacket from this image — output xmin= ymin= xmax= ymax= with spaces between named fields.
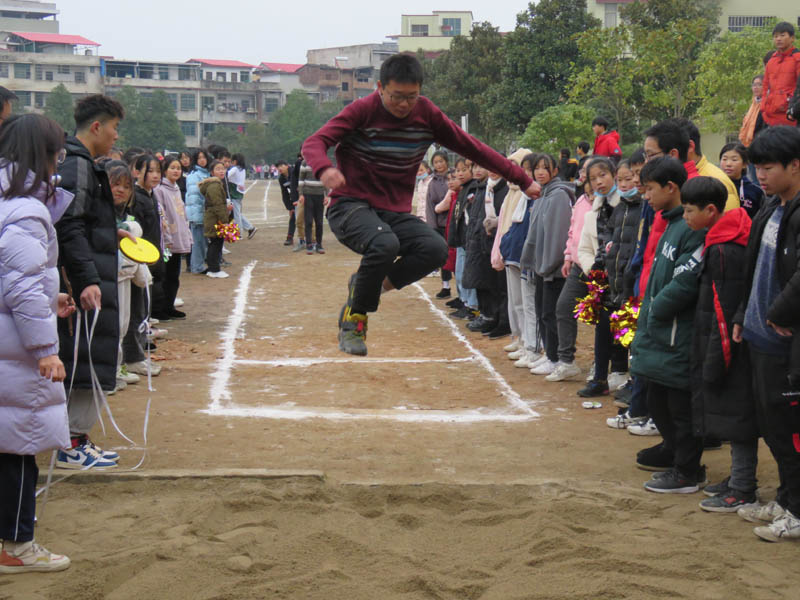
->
xmin=0 ymin=165 xmax=70 ymax=455
xmin=154 ymin=178 xmax=192 ymax=254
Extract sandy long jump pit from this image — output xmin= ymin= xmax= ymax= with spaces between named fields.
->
xmin=6 ymin=182 xmax=800 ymax=599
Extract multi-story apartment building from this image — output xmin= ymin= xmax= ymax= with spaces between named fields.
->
xmin=0 ymin=0 xmax=58 ymax=34
xmin=587 ymin=0 xmax=799 ymax=34
xmin=389 ymin=11 xmax=473 ymax=53
xmin=306 ymin=41 xmax=397 ymax=72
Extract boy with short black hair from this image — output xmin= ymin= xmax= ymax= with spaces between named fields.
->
xmin=302 ymin=53 xmax=539 ymax=355
xmin=762 ymin=22 xmax=800 ymax=127
xmin=681 ymin=177 xmax=758 ymax=513
xmin=733 ymin=125 xmax=800 ymax=542
xmin=56 ymin=94 xmax=125 ymax=469
xmin=591 ymin=116 xmax=621 ymax=160
xmin=631 ymin=156 xmax=707 ymax=493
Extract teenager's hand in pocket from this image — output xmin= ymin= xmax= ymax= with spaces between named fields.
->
xmin=767 ymin=320 xmax=793 ymax=337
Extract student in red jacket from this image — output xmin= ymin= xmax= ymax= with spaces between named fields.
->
xmin=302 ymin=54 xmax=541 ymax=356
xmin=592 ymin=117 xmax=622 ymax=161
xmin=762 ymin=22 xmax=800 ymax=127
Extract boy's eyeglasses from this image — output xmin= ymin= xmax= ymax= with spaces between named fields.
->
xmin=56 ymin=148 xmax=67 ymax=164
xmin=644 ymin=150 xmax=663 ymax=162
xmin=386 ymin=92 xmax=419 ymax=106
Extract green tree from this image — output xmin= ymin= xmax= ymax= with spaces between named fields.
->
xmin=568 ymin=25 xmax=639 ymax=133
xmin=620 ymin=0 xmax=721 ymax=40
xmin=695 ymin=26 xmax=774 ymax=134
xmin=483 ymin=0 xmax=601 ymax=143
xmin=519 ymin=104 xmax=595 ymax=156
xmin=43 ymin=83 xmax=74 ymax=132
xmin=115 ymin=86 xmax=185 ymax=151
xmin=268 ymin=89 xmax=327 ymax=161
xmin=419 ymin=21 xmax=505 ymax=146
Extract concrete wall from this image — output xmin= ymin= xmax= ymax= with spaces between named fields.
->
xmin=0 ymin=16 xmax=58 ymax=33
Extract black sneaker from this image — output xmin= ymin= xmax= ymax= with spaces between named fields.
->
xmin=644 ymin=468 xmax=701 ymax=494
xmin=445 ymin=297 xmax=463 ymax=309
xmin=636 ymin=442 xmax=674 ymax=472
xmin=467 ymin=309 xmax=480 ymax=321
xmin=613 ymin=380 xmax=633 ymax=408
xmin=703 ymin=476 xmax=731 ymax=497
xmin=435 ymin=288 xmax=451 ymax=299
xmin=248 ymin=227 xmax=257 ymax=240
xmin=699 ymin=488 xmax=758 ymax=513
xmin=487 ymin=324 xmax=512 ymax=340
xmin=467 ymin=315 xmax=490 ymax=332
xmin=577 ymin=380 xmax=609 ymax=398
xmin=315 ymin=246 xmax=325 ymax=254
xmin=166 ymin=309 xmax=186 ymax=320
xmin=479 ymin=319 xmax=498 ymax=334
xmin=449 ymin=307 xmax=470 ymax=320
xmin=283 ymin=236 xmax=294 ymax=246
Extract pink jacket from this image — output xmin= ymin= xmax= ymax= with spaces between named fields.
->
xmin=154 ymin=178 xmax=192 ymax=254
xmin=565 ymin=194 xmax=593 ymax=265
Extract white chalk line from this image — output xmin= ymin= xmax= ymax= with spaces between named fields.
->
xmin=243 ymin=180 xmax=257 ymax=196
xmin=263 ymin=179 xmax=271 ymax=222
xmin=233 ymin=357 xmax=475 ymax=367
xmin=208 ymin=260 xmax=258 ymax=410
xmin=412 ymin=283 xmax=538 ymax=418
xmin=202 ymin=405 xmax=535 ymax=423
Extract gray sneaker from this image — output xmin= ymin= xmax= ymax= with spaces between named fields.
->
xmin=700 ymin=488 xmax=758 ymax=513
xmin=293 ymin=240 xmax=307 ymax=252
xmin=703 ymin=476 xmax=731 ymax=497
xmin=338 ymin=315 xmax=367 ymax=356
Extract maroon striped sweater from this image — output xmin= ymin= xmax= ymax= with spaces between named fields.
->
xmin=301 ymin=91 xmax=533 ymax=213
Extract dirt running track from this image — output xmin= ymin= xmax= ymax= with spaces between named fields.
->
xmin=4 ymin=180 xmax=798 ymax=599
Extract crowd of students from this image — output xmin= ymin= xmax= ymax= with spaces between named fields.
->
xmin=410 ymin=120 xmax=799 ymax=545
xmin=0 ymin=92 xmax=265 ymax=572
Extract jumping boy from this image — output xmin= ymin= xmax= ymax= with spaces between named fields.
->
xmin=302 ymin=54 xmax=539 ymax=355
xmin=733 ymin=126 xmax=800 ymax=542
xmin=631 ymin=157 xmax=707 ymax=493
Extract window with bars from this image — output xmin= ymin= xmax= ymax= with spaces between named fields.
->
xmin=728 ymin=16 xmax=776 ymax=32
xmin=0 ymin=63 xmax=8 ymax=78
xmin=15 ymin=91 xmax=31 ymax=106
xmin=45 ymin=71 xmax=53 ymax=81
xmin=74 ymin=70 xmax=86 ymax=84
xmin=159 ymin=67 xmax=169 ymax=80
xmin=202 ymin=122 xmax=215 ymax=137
xmin=35 ymin=92 xmax=46 ymax=108
xmin=180 ymin=121 xmax=197 ymax=137
xmin=57 ymin=65 xmax=70 ymax=75
xmin=604 ymin=4 xmax=618 ymax=28
xmin=167 ymin=93 xmax=178 ymax=110
xmin=201 ymin=96 xmax=215 ymax=111
xmin=180 ymin=94 xmax=196 ymax=111
xmin=35 ymin=64 xmax=43 ymax=80
xmin=442 ymin=18 xmax=461 ymax=36
xmin=240 ymin=71 xmax=250 ymax=83
xmin=264 ymin=97 xmax=279 ymax=113
xmin=411 ymin=24 xmax=429 ymax=37
xmin=14 ymin=63 xmax=31 ymax=79
xmin=179 ymin=66 xmax=192 ymax=81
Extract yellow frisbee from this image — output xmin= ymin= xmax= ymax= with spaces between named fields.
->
xmin=120 ymin=237 xmax=161 ymax=264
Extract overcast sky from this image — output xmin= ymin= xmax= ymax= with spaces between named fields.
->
xmin=57 ymin=0 xmax=531 ymax=65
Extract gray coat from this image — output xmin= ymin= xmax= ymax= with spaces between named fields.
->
xmin=425 ymin=172 xmax=449 ymax=228
xmin=0 ymin=166 xmax=70 ymax=455
xmin=520 ymin=178 xmax=574 ymax=280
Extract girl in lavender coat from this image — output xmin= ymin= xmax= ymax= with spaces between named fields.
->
xmin=0 ymin=114 xmax=74 ymax=573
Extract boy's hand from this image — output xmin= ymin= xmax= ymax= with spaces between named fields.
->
xmin=38 ymin=355 xmax=66 ymax=382
xmin=57 ymin=293 xmax=76 ymax=318
xmin=561 ymin=259 xmax=572 ymax=279
xmin=298 ymin=195 xmax=305 ymax=206
xmin=732 ymin=324 xmax=743 ymax=343
xmin=80 ymin=284 xmax=102 ymax=311
xmin=524 ymin=181 xmax=542 ymax=198
xmin=320 ymin=168 xmax=346 ymax=190
xmin=767 ymin=320 xmax=793 ymax=337
xmin=323 ymin=196 xmax=331 ymax=207
xmin=118 ymin=228 xmax=136 ymax=242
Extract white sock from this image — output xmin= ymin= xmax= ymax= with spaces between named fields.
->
xmin=3 ymin=540 xmax=32 ymax=554
xmin=442 ymin=281 xmax=450 ymax=289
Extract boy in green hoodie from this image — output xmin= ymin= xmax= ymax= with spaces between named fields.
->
xmin=631 ymin=156 xmax=707 ymax=494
